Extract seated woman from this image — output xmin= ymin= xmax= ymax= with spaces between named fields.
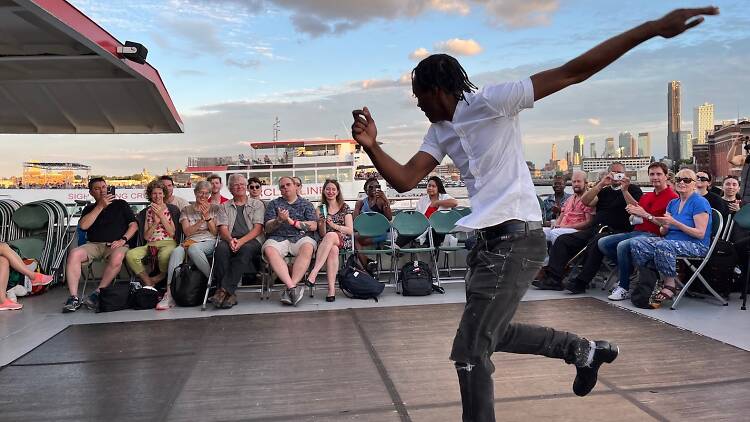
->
xmin=161 ymin=181 xmax=220 ymax=310
xmin=396 ymin=176 xmax=458 ymax=247
xmin=629 ymin=169 xmax=712 ymax=307
xmin=353 ymin=177 xmax=393 ymax=274
xmin=306 ymin=179 xmax=353 ymax=302
xmin=722 ymin=175 xmax=740 ymax=214
xmin=126 ymin=180 xmax=180 ymax=288
xmin=0 ymin=243 xmax=53 ymax=311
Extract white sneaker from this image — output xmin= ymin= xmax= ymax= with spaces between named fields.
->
xmin=156 ymin=293 xmax=176 ymax=310
xmin=608 ymin=286 xmax=630 ymax=301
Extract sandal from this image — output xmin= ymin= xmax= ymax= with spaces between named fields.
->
xmin=326 ymin=295 xmax=336 ymax=302
xmin=304 ymin=278 xmax=316 ymax=288
xmin=653 ymin=284 xmax=678 ymax=304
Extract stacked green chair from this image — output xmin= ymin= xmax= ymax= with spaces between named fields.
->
xmin=390 ymin=210 xmax=439 ymax=292
xmin=0 ymin=199 xmax=23 ymax=242
xmin=429 ymin=209 xmax=466 ymax=280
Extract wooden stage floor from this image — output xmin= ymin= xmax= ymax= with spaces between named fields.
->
xmin=1 ymin=297 xmax=748 ymax=421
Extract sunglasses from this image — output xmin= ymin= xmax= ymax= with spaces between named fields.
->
xmin=675 ymin=177 xmax=695 ymax=184
xmin=696 ymin=176 xmax=710 ymax=182
xmin=248 ymin=185 xmax=261 ymax=189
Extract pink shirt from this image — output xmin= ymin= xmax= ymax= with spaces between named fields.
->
xmin=557 ymin=194 xmax=593 ymax=228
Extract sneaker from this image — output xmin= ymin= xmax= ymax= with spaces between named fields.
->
xmin=83 ymin=291 xmax=100 ymax=311
xmin=0 ymin=298 xmax=22 ymax=311
xmin=608 ymin=286 xmax=630 ymax=301
xmin=156 ymin=293 xmax=176 ymax=310
xmin=211 ymin=288 xmax=227 ymax=309
xmin=30 ymin=273 xmax=54 ymax=287
xmin=287 ymin=287 xmax=298 ymax=306
xmin=62 ymin=296 xmax=81 ymax=313
xmin=280 ymin=288 xmax=292 ymax=305
xmin=573 ymin=340 xmax=619 ymax=397
xmin=221 ymin=293 xmax=237 ymax=309
xmin=366 ymin=260 xmax=378 ymax=276
xmin=532 ymin=276 xmax=564 ymax=291
xmin=293 ymin=285 xmax=305 ymax=306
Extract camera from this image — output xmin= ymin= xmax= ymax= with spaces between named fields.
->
xmin=629 ymin=215 xmax=644 ymax=225
xmin=107 ymin=186 xmax=116 ymax=196
xmin=613 ymin=173 xmax=625 ymax=181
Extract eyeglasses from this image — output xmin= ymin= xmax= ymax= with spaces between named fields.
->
xmin=675 ymin=177 xmax=695 ymax=184
xmin=696 ymin=176 xmax=710 ymax=182
xmin=248 ymin=185 xmax=261 ymax=189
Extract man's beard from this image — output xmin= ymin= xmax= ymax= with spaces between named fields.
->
xmin=573 ymin=187 xmax=584 ymax=194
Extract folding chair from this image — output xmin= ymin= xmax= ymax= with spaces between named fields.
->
xmin=390 ymin=210 xmax=439 ymax=292
xmin=429 ymin=209 xmax=466 ymax=281
xmin=353 ymin=212 xmax=394 ymax=281
xmin=671 ymin=208 xmax=727 ymax=309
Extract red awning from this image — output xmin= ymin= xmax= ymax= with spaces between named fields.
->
xmin=0 ymin=0 xmax=183 ymax=134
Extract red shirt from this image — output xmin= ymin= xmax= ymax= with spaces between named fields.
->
xmin=635 ymin=187 xmax=678 ymax=234
xmin=425 ymin=206 xmax=438 ymax=218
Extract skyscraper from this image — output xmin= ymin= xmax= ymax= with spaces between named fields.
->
xmin=573 ymin=134 xmax=585 ymax=158
xmin=679 ymin=130 xmax=692 ymax=160
xmin=693 ymin=102 xmax=714 ymax=144
xmin=590 ymin=142 xmax=597 ymax=158
xmin=668 ymin=81 xmax=681 ymax=159
xmin=551 ymin=143 xmax=557 ymax=162
xmin=618 ymin=131 xmax=633 ymax=156
xmin=605 ymin=137 xmax=616 ymax=157
xmin=637 ymin=132 xmax=651 ymax=157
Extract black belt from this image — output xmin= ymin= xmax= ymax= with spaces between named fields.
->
xmin=476 ymin=220 xmax=543 ymax=241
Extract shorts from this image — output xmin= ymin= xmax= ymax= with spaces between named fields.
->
xmin=79 ymin=242 xmax=129 ymax=262
xmin=262 ymin=237 xmax=317 ymax=258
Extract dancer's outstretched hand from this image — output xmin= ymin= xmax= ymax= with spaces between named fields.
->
xmin=653 ymin=6 xmax=719 ymax=38
xmin=352 ymin=107 xmax=378 ymax=149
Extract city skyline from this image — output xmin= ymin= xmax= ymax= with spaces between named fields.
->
xmin=0 ymin=1 xmax=747 ymax=177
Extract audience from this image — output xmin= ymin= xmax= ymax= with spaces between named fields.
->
xmin=207 ymin=173 xmax=229 ymax=204
xmin=125 ymin=180 xmax=180 ymax=288
xmin=211 ymin=174 xmax=265 ymax=309
xmin=722 ymin=176 xmax=741 ymax=214
xmin=598 ymin=162 xmax=678 ymax=301
xmin=0 ymin=243 xmax=53 ymax=311
xmin=353 ymin=177 xmax=393 ymax=273
xmin=630 ymin=169 xmax=712 ymax=308
xmin=397 ymin=176 xmax=458 ymax=247
xmin=695 ymin=171 xmax=727 ymax=219
xmin=542 ymin=175 xmax=571 ymax=225
xmin=248 ymin=177 xmax=264 ymax=201
xmin=263 ymin=176 xmax=317 ymax=306
xmin=306 ymin=179 xmax=353 ymax=302
xmin=162 ymin=181 xmax=220 ymax=310
xmin=542 ymin=171 xmax=593 ymax=247
xmin=534 ymin=162 xmax=643 ymax=291
xmin=63 ymin=178 xmax=138 ymax=313
xmin=160 ymin=175 xmax=190 ymax=211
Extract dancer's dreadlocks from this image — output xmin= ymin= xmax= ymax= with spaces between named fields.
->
xmin=411 ymin=54 xmax=478 ymax=103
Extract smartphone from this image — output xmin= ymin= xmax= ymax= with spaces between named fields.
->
xmin=107 ymin=186 xmax=116 ymax=196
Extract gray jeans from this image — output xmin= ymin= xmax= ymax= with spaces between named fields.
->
xmin=451 ymin=228 xmax=584 ymax=422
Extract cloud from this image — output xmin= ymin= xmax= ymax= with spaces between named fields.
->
xmin=224 ymin=58 xmax=261 ymax=69
xmin=160 ymin=18 xmax=226 ymax=53
xmin=174 ymin=69 xmax=207 ymax=77
xmin=482 ymin=0 xmax=560 ymax=29
xmin=587 ymin=118 xmax=601 ymax=126
xmin=409 ymin=47 xmax=431 ymax=61
xmin=435 ymin=38 xmax=483 ymax=56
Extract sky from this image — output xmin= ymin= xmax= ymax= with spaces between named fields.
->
xmin=1 ymin=0 xmax=749 ymax=177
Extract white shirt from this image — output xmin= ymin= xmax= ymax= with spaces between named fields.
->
xmin=418 ymin=77 xmax=541 ymax=230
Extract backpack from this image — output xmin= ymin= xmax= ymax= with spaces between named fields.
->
xmin=97 ymin=283 xmax=132 ymax=313
xmin=131 ymin=285 xmax=159 ymax=310
xmin=685 ymin=239 xmax=737 ymax=298
xmin=171 ymin=262 xmax=208 ymax=307
xmin=631 ymin=266 xmax=659 ymax=309
xmin=399 ymin=260 xmax=444 ymax=296
xmin=338 ymin=255 xmax=384 ymax=301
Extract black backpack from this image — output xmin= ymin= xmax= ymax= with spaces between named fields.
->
xmin=131 ymin=286 xmax=160 ymax=310
xmin=399 ymin=260 xmax=444 ymax=296
xmin=338 ymin=255 xmax=384 ymax=301
xmin=97 ymin=282 xmax=132 ymax=313
xmin=171 ymin=262 xmax=208 ymax=307
xmin=631 ymin=266 xmax=659 ymax=309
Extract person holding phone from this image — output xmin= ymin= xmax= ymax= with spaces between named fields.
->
xmin=353 ymin=177 xmax=393 ymax=274
xmin=351 ymin=6 xmax=718 ymax=420
xmin=62 ymin=178 xmax=138 ymax=313
xmin=306 ymin=179 xmax=353 ymax=301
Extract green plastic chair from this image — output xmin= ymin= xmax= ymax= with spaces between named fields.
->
xmin=8 ymin=204 xmax=48 ymax=265
xmin=390 ymin=210 xmax=439 ymax=290
xmin=429 ymin=209 xmax=466 ymax=279
xmin=454 ymin=207 xmax=471 ymax=217
xmin=353 ymin=212 xmax=394 ymax=279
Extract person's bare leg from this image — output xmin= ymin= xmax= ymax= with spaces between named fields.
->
xmin=0 ymin=257 xmax=9 ymax=302
xmin=265 ymin=248 xmax=293 ymax=288
xmin=308 ymin=233 xmax=338 ymax=283
xmin=290 ymin=243 xmax=314 ymax=286
xmin=137 ymin=272 xmax=153 ymax=286
xmin=65 ymin=247 xmax=89 ymax=297
xmin=325 ymin=245 xmax=339 ymax=297
xmin=98 ymin=249 xmax=126 ymax=290
xmin=0 ymin=243 xmax=39 ymax=278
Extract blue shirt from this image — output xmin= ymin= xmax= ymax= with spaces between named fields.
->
xmin=264 ymin=196 xmax=317 ymax=242
xmin=665 ymin=193 xmax=712 ymax=247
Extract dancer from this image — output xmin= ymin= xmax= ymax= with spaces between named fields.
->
xmin=351 ymin=7 xmax=718 ymax=421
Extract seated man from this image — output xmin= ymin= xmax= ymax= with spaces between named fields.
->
xmin=598 ymin=162 xmax=678 ymax=300
xmin=542 ymin=175 xmax=572 ymax=225
xmin=160 ymin=175 xmax=190 ymax=212
xmin=263 ymin=176 xmax=317 ymax=306
xmin=353 ymin=177 xmax=393 ymax=273
xmin=207 ymin=173 xmax=229 ymax=205
xmin=63 ymin=178 xmax=138 ymax=312
xmin=534 ymin=162 xmax=642 ymax=291
xmin=543 ymin=170 xmax=593 ymax=247
xmin=211 ymin=174 xmax=265 ymax=309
